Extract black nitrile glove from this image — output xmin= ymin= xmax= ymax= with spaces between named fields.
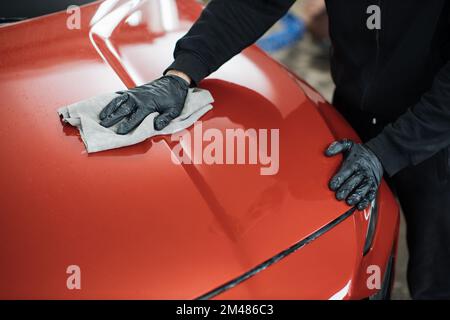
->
xmin=325 ymin=139 xmax=384 ymax=210
xmin=99 ymin=75 xmax=189 ymax=134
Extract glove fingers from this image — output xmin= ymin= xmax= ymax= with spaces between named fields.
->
xmin=154 ymin=107 xmax=182 ymax=131
xmin=117 ymin=108 xmax=150 ymax=135
xmin=346 ymin=179 xmax=372 ymax=206
xmin=366 ymin=189 xmax=377 ymax=202
xmin=329 ymin=162 xmax=357 ymax=191
xmin=325 ymin=139 xmax=353 ymax=157
xmin=336 ymin=173 xmax=364 ymax=201
xmin=356 ymin=187 xmax=377 ymax=210
xmin=100 ymin=100 xmax=136 ymax=127
xmin=357 ymin=198 xmax=371 ymax=211
xmin=99 ymin=93 xmax=129 ymax=120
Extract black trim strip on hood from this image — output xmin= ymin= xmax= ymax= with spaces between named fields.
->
xmin=196 ymin=207 xmax=356 ymax=300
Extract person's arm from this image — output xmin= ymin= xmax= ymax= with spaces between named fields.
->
xmin=366 ymin=61 xmax=450 ymax=176
xmin=99 ymin=0 xmax=294 ymax=133
xmin=165 ymin=0 xmax=296 ymax=85
xmin=325 ymin=61 xmax=450 ymax=210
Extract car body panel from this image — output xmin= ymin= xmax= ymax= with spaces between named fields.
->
xmin=0 ymin=0 xmax=399 ymax=299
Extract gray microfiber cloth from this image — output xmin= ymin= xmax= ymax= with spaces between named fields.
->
xmin=58 ymin=88 xmax=214 ymax=153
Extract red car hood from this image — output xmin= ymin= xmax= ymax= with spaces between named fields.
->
xmin=0 ymin=0 xmax=357 ymax=299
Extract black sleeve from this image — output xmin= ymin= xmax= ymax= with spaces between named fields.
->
xmin=165 ymin=0 xmax=295 ymax=85
xmin=366 ymin=61 xmax=450 ymax=176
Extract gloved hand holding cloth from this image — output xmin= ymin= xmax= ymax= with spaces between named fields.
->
xmin=100 ymin=74 xmax=190 ymax=134
xmin=58 ymin=74 xmax=213 ymax=153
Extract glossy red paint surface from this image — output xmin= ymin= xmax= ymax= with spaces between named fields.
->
xmin=0 ymin=0 xmax=399 ymax=299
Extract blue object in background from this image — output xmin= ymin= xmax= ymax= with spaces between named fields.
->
xmin=257 ymin=13 xmax=305 ymax=53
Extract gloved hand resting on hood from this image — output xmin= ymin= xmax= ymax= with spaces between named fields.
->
xmin=325 ymin=139 xmax=384 ymax=211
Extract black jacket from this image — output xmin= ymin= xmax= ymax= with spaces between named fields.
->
xmin=166 ymin=0 xmax=450 ymax=176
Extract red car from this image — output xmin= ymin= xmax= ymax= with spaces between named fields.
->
xmin=0 ymin=0 xmax=399 ymax=299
